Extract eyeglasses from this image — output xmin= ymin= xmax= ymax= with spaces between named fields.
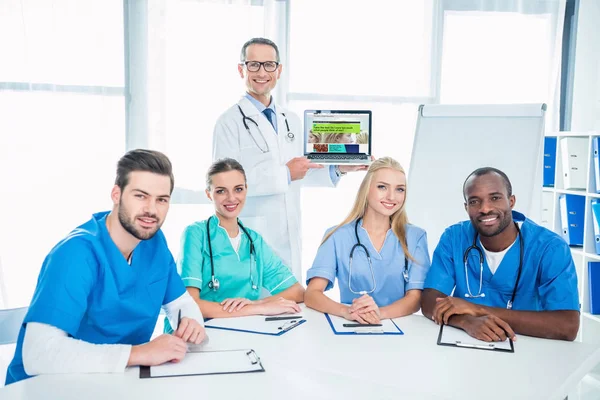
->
xmin=242 ymin=61 xmax=279 ymax=73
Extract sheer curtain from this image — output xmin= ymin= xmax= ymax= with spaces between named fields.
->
xmin=438 ymin=0 xmax=566 ymax=132
xmin=0 ymin=0 xmax=125 ymax=307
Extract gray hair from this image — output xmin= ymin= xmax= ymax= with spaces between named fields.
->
xmin=240 ymin=37 xmax=280 ymax=63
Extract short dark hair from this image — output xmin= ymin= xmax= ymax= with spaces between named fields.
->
xmin=115 ymin=149 xmax=175 ymax=193
xmin=206 ymin=158 xmax=247 ymax=189
xmin=240 ymin=37 xmax=280 ymax=63
xmin=463 ymin=167 xmax=512 ymax=200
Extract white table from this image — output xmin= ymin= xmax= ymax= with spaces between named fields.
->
xmin=2 ymin=307 xmax=600 ymax=400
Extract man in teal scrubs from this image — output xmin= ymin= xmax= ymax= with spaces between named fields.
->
xmin=6 ymin=149 xmax=206 ymax=385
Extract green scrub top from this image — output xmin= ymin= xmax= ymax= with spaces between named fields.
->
xmin=178 ymin=215 xmax=297 ymax=302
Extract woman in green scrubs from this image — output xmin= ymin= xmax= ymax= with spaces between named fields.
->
xmin=176 ymin=158 xmax=304 ymax=319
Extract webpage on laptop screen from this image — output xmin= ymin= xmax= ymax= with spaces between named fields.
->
xmin=305 ymin=111 xmax=370 ymax=154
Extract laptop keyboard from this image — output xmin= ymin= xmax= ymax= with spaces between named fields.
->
xmin=308 ymin=154 xmax=369 ymax=160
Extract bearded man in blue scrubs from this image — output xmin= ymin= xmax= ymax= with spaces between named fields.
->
xmin=5 ymin=149 xmax=206 ymax=385
xmin=421 ymin=167 xmax=580 ymax=342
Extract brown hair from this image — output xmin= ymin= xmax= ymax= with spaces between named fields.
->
xmin=206 ymin=158 xmax=247 ymax=189
xmin=115 ymin=149 xmax=174 ymax=193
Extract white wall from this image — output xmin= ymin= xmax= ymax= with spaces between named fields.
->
xmin=571 ymin=0 xmax=600 ymax=131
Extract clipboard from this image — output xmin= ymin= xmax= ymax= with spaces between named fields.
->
xmin=324 ymin=313 xmax=403 ymax=335
xmin=437 ymin=324 xmax=514 ymax=353
xmin=139 ymin=349 xmax=265 ymax=378
xmin=204 ymin=314 xmax=307 ymax=336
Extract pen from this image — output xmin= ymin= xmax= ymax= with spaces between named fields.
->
xmin=279 ymin=320 xmax=303 ymax=332
xmin=343 ymin=323 xmax=383 ymax=328
xmin=177 ymin=309 xmax=182 ymax=330
xmin=455 ymin=341 xmax=495 ymax=350
xmin=353 ymin=329 xmax=384 ymax=334
xmin=265 ymin=315 xmax=303 ymax=321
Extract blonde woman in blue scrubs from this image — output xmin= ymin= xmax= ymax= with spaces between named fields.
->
xmin=172 ymin=158 xmax=304 ymax=321
xmin=305 ymin=157 xmax=431 ymax=324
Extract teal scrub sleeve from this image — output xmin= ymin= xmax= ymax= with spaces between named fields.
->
xmin=178 ymin=224 xmax=205 ymax=290
xmin=305 ymin=229 xmax=337 ymax=291
xmin=424 ymin=228 xmax=457 ymax=296
xmin=257 ymin=234 xmax=298 ymax=294
xmin=405 ymin=231 xmax=432 ymax=291
xmin=537 ymin=238 xmax=580 ymax=311
xmin=24 ymin=239 xmax=97 ymax=337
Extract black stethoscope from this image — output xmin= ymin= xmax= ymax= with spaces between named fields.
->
xmin=237 ymin=105 xmax=294 ymax=154
xmin=206 ymin=216 xmax=258 ymax=292
xmin=463 ymin=222 xmax=523 ymax=310
xmin=348 ymin=218 xmax=409 ymax=295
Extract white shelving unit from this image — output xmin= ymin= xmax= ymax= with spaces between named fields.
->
xmin=543 ymin=131 xmax=600 ymax=322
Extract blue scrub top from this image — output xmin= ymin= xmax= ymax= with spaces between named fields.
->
xmin=424 ymin=211 xmax=579 ymax=311
xmin=306 ymin=219 xmax=431 ymax=306
xmin=5 ymin=212 xmax=185 ymax=385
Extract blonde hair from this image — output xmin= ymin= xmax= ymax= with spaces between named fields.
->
xmin=308 ymin=130 xmax=322 ymax=143
xmin=321 ymin=156 xmax=414 ymax=261
xmin=356 ymin=131 xmax=369 ymax=144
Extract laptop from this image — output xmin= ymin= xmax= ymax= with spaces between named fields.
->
xmin=304 ymin=110 xmax=372 ymax=165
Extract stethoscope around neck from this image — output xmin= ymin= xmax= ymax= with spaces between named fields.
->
xmin=348 ymin=218 xmax=409 ymax=295
xmin=206 ymin=216 xmax=258 ymax=292
xmin=237 ymin=105 xmax=294 ymax=154
xmin=463 ymin=222 xmax=524 ymax=310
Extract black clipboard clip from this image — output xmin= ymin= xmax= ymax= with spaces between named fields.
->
xmin=246 ymin=349 xmax=260 ymax=365
xmin=277 ymin=319 xmax=304 ymax=332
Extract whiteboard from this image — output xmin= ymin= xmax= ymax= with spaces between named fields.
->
xmin=406 ymin=103 xmax=546 ymax=254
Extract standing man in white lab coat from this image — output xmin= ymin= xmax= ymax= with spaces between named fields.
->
xmin=213 ymin=37 xmax=366 ymax=279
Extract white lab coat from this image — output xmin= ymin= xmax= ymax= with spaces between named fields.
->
xmin=212 ymin=96 xmax=336 ymax=279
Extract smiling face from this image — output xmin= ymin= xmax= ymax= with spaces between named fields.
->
xmin=238 ymin=43 xmax=281 ymax=101
xmin=365 ymin=168 xmax=406 ymax=217
xmin=464 ymin=172 xmax=516 ymax=237
xmin=206 ymin=170 xmax=247 ymax=221
xmin=112 ymin=171 xmax=171 ymax=240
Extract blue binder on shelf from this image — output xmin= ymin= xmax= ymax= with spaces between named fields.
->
xmin=591 ymin=200 xmax=600 ymax=254
xmin=204 ymin=315 xmax=306 ymax=336
xmin=324 ymin=313 xmax=403 ymax=335
xmin=593 ymin=137 xmax=600 ymax=193
xmin=589 ymin=262 xmax=600 ymax=315
xmin=559 ymin=194 xmax=585 ymax=246
xmin=543 ymin=137 xmax=557 ymax=187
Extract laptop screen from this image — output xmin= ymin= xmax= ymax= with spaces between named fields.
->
xmin=304 ymin=110 xmax=371 ymax=154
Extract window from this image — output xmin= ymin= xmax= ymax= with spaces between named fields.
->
xmin=438 ymin=1 xmax=566 ymax=132
xmin=154 ymin=0 xmax=266 ymax=193
xmin=0 ymin=0 xmax=125 ymax=307
xmin=289 ymin=0 xmax=434 ymax=98
xmin=440 ymin=12 xmax=553 ymax=104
